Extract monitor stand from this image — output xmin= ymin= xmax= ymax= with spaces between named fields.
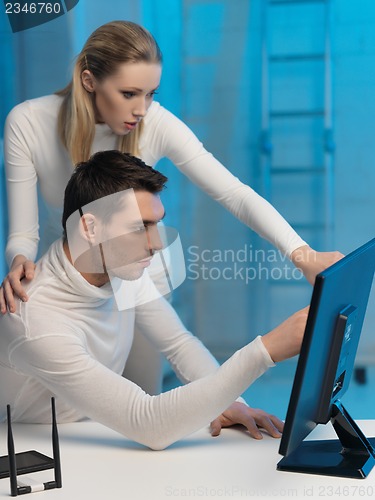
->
xmin=277 ymin=400 xmax=375 ymax=478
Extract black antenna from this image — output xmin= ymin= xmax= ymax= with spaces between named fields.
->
xmin=6 ymin=399 xmax=62 ymax=496
xmin=7 ymin=405 xmax=18 ymax=497
xmin=51 ymin=397 xmax=62 ymax=488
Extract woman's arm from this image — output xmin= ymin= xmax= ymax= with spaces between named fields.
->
xmin=143 ymin=104 xmax=343 ymax=278
xmin=1 ymin=103 xmax=40 ymax=311
xmin=4 ymin=102 xmax=40 ymax=267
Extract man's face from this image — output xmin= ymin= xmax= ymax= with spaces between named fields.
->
xmin=100 ymin=190 xmax=165 ymax=281
xmin=65 ymin=187 xmax=186 ymax=302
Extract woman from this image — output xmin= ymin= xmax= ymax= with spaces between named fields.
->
xmin=1 ymin=21 xmax=341 ymax=402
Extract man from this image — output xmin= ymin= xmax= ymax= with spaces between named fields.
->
xmin=0 ymin=151 xmax=307 ymax=450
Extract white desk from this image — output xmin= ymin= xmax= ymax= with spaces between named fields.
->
xmin=1 ymin=421 xmax=375 ymax=499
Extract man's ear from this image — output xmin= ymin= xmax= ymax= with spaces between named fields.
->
xmin=81 ymin=70 xmax=96 ymax=93
xmin=79 ymin=213 xmax=99 ymax=243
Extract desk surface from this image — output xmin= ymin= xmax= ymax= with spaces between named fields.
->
xmin=1 ymin=420 xmax=375 ymax=499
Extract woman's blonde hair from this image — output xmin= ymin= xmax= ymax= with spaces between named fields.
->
xmin=56 ymin=21 xmax=162 ymax=165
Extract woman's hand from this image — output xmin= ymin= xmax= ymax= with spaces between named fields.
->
xmin=291 ymin=245 xmax=344 ymax=285
xmin=0 ymin=255 xmax=36 ymax=313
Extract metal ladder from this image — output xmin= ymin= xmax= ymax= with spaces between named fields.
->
xmin=257 ymin=0 xmax=335 ymax=331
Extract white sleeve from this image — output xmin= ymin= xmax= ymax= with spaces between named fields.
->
xmin=4 ymin=103 xmax=40 ymax=267
xmin=10 ymin=329 xmax=274 ymax=451
xmin=134 ymin=295 xmax=251 ymax=406
xmin=135 ymin=294 xmax=221 ymax=382
xmin=146 ymin=105 xmax=307 ymax=257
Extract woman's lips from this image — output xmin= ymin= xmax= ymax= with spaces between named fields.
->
xmin=124 ymin=122 xmax=138 ymax=131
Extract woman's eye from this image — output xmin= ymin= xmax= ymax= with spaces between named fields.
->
xmin=147 ymin=91 xmax=158 ymax=98
xmin=122 ymin=92 xmax=135 ymax=99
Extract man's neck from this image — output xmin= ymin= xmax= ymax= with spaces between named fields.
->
xmin=62 ymin=241 xmax=110 ymax=287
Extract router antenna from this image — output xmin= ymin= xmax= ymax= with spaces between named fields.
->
xmin=51 ymin=398 xmax=62 ymax=488
xmin=7 ymin=405 xmax=18 ymax=497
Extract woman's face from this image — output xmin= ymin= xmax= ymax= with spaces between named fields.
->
xmin=84 ymin=61 xmax=162 ymax=135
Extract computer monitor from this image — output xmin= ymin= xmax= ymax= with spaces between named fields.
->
xmin=277 ymin=237 xmax=375 ymax=479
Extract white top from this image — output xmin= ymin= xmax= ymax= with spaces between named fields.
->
xmin=0 ymin=239 xmax=274 ymax=450
xmin=4 ymin=94 xmax=306 ymax=266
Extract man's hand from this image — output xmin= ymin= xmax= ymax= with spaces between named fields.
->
xmin=261 ymin=306 xmax=309 ymax=363
xmin=210 ymin=402 xmax=283 ymax=440
xmin=291 ymin=245 xmax=344 ymax=285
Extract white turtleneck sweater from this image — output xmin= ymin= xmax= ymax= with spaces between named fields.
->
xmin=0 ymin=239 xmax=274 ymax=450
xmin=4 ymin=94 xmax=306 ymax=266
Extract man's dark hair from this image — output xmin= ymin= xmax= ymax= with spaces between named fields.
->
xmin=62 ymin=150 xmax=167 ymax=239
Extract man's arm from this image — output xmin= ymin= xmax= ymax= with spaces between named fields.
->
xmin=134 ymin=290 xmax=307 ymax=384
xmin=11 ymin=330 xmax=274 ymax=450
xmin=8 ymin=296 xmax=307 ymax=450
xmin=209 ymin=307 xmax=309 ymax=438
xmin=134 ymin=294 xmax=308 ymax=440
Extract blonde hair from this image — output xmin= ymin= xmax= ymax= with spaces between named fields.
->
xmin=56 ymin=21 xmax=162 ymax=165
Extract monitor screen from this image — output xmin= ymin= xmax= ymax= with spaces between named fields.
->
xmin=277 ymin=237 xmax=375 ymax=479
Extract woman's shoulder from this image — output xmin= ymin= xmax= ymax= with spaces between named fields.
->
xmin=143 ymin=100 xmax=177 ymax=126
xmin=142 ymin=101 xmax=190 ymax=140
xmin=6 ymin=94 xmax=63 ymax=124
xmin=140 ymin=100 xmax=205 ymax=164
